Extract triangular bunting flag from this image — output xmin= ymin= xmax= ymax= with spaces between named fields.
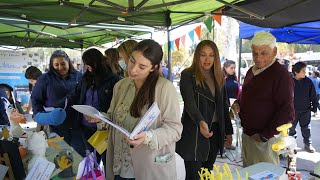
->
xmin=213 ymin=9 xmax=222 ymax=26
xmin=188 ymin=30 xmax=194 ymax=43
xmin=175 ymin=38 xmax=180 ymax=50
xmin=204 ymin=17 xmax=213 ymax=32
xmin=170 ymin=40 xmax=174 ymax=51
xmin=181 ymin=35 xmax=186 ymax=48
xmin=164 ymin=43 xmax=168 ymax=52
xmin=195 ymin=25 xmax=201 ymax=40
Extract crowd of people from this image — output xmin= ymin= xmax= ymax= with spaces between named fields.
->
xmin=0 ymin=31 xmax=318 ymax=180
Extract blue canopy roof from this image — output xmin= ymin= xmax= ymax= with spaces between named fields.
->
xmin=240 ymin=21 xmax=320 ymax=44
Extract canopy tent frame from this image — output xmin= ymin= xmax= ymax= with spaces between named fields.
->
xmin=223 ymin=0 xmax=320 ymax=28
xmin=0 ymin=0 xmax=255 ymax=51
xmin=2 ymin=0 xmax=319 ymax=81
xmin=0 ymin=17 xmax=154 ymax=48
xmin=0 ymin=0 xmax=246 ymax=80
xmin=0 ymin=0 xmax=255 ymax=30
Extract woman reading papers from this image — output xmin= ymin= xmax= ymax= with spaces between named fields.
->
xmin=85 ymin=39 xmax=182 ymax=180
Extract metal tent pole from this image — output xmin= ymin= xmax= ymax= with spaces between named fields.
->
xmin=166 ymin=11 xmax=172 ymax=81
xmin=238 ymin=38 xmax=242 ymax=83
xmin=212 ymin=19 xmax=215 ymax=41
xmin=167 ymin=28 xmax=172 ymax=81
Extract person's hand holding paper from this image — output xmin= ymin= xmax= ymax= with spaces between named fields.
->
xmin=126 ymin=131 xmax=146 ymax=147
xmin=84 ymin=115 xmax=101 ymax=123
xmin=72 ymin=102 xmax=160 ymax=140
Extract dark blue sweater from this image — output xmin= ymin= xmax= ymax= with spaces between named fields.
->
xmin=74 ymin=71 xmax=120 ymax=127
xmin=225 ymin=75 xmax=239 ymax=98
xmin=293 ymin=77 xmax=318 ymax=112
xmin=0 ymin=88 xmax=8 ymax=125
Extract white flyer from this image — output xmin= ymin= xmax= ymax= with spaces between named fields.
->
xmin=25 ymin=157 xmax=55 ymax=180
xmin=72 ymin=101 xmax=160 ymax=140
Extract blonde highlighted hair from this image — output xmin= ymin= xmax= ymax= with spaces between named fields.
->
xmin=118 ymin=39 xmax=138 ymax=61
xmin=189 ymin=40 xmax=224 ymax=90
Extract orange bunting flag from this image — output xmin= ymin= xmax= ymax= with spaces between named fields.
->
xmin=213 ymin=9 xmax=222 ymax=26
xmin=175 ymin=38 xmax=180 ymax=50
xmin=195 ymin=25 xmax=201 ymax=40
xmin=181 ymin=35 xmax=186 ymax=48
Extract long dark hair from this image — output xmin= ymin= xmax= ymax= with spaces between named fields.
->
xmin=48 ymin=50 xmax=76 ymax=75
xmin=82 ymin=48 xmax=111 ymax=86
xmin=130 ymin=39 xmax=162 ymax=118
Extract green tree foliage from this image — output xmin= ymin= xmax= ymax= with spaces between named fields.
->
xmin=164 ymin=48 xmax=189 ymax=67
xmin=241 ymin=40 xmax=252 ymax=53
xmin=241 ymin=40 xmax=320 ymax=53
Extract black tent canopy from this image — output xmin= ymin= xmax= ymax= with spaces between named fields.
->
xmin=223 ymin=0 xmax=320 ymax=28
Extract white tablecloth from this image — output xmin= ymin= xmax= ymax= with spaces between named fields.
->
xmin=231 ymin=162 xmax=285 ymax=180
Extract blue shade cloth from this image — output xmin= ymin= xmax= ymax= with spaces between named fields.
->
xmin=240 ymin=21 xmax=320 ymax=44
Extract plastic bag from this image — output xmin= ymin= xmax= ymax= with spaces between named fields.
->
xmin=81 ymin=150 xmax=105 ymax=180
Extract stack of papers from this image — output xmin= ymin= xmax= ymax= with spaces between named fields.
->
xmin=72 ymin=102 xmax=160 ymax=140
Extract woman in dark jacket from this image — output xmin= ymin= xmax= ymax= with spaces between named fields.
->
xmin=75 ymin=48 xmax=120 ymax=165
xmin=223 ymin=60 xmax=240 ymax=99
xmin=31 ymin=50 xmax=84 ymax=156
xmin=176 ymin=40 xmax=233 ymax=180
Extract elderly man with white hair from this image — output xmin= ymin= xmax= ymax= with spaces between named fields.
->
xmin=232 ymin=32 xmax=294 ymax=167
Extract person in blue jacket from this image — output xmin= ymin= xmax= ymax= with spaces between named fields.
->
xmin=309 ymin=71 xmax=320 ymax=115
xmin=0 ymin=84 xmax=24 ymax=114
xmin=290 ymin=62 xmax=318 ymax=153
xmin=223 ymin=60 xmax=240 ymax=99
xmin=31 ymin=50 xmax=84 ymax=156
xmin=0 ymin=88 xmax=9 ymax=125
xmin=75 ymin=48 xmax=120 ymax=167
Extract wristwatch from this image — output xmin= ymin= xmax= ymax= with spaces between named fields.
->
xmin=259 ymin=134 xmax=268 ymax=142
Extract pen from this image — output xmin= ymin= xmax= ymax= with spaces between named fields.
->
xmin=310 ymin=172 xmax=320 ymax=178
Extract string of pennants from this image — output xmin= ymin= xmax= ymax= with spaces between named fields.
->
xmin=163 ymin=10 xmax=222 ymax=51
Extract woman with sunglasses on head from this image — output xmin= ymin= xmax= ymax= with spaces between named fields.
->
xmin=75 ymin=48 xmax=120 ymax=167
xmin=86 ymin=39 xmax=182 ymax=180
xmin=31 ymin=50 xmax=84 ymax=156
